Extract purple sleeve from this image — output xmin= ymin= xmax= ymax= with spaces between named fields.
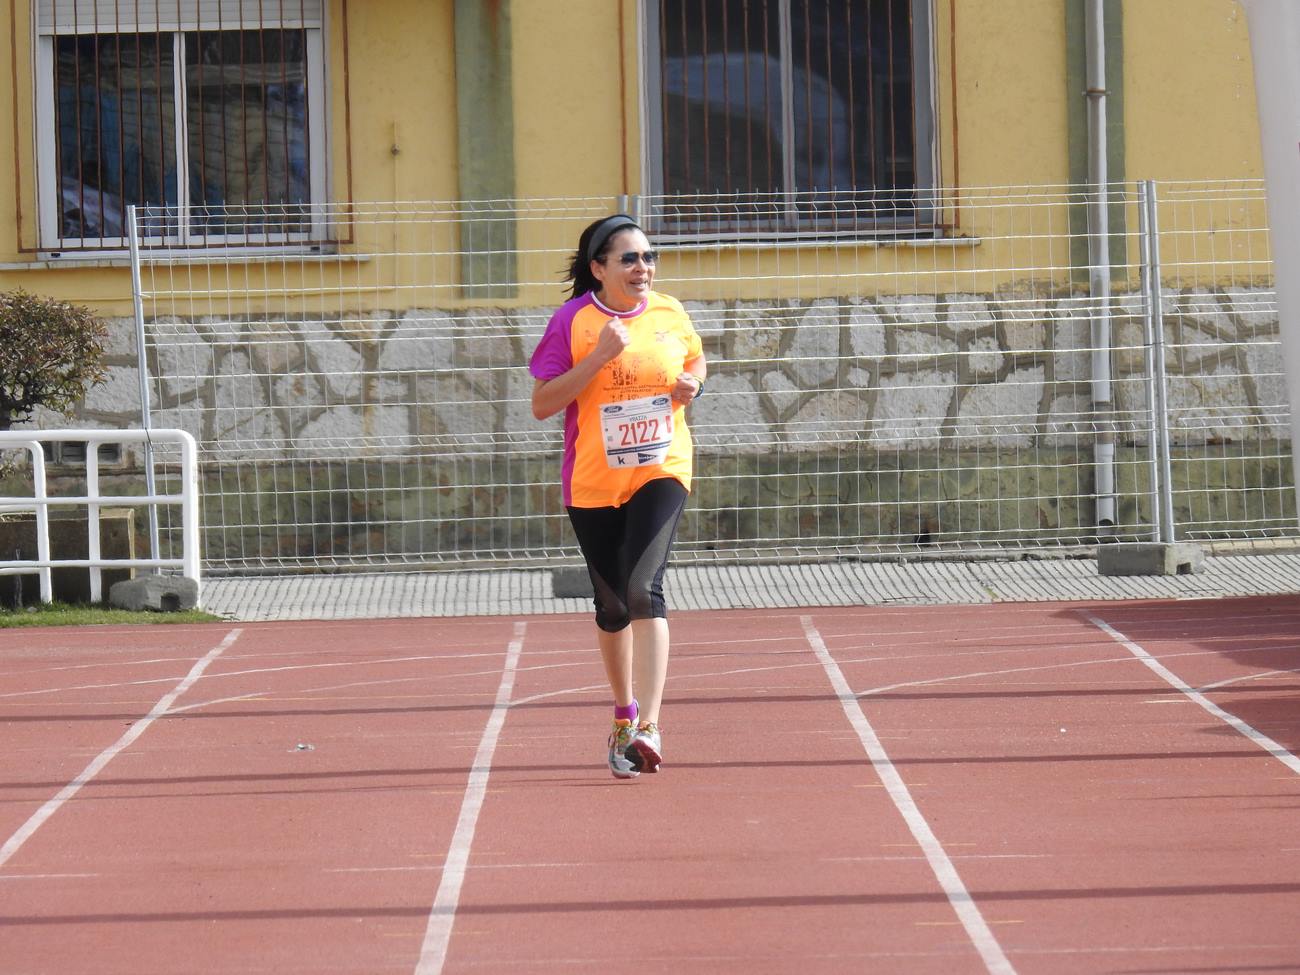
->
xmin=529 ymin=301 xmax=579 ymax=381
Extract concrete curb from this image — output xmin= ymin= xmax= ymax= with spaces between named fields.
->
xmin=201 ymin=553 xmax=1300 ymax=622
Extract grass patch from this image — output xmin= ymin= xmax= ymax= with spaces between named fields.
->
xmin=0 ymin=602 xmax=223 ymax=627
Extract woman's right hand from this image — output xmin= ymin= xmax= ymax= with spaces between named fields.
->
xmin=531 ymin=318 xmax=634 ymax=421
xmin=594 ymin=318 xmax=631 ymax=364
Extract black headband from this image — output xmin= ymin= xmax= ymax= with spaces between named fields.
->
xmin=586 ymin=214 xmax=638 ymax=263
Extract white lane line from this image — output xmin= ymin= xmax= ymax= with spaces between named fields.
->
xmin=825 ymin=854 xmax=1049 ymax=863
xmin=802 ymin=616 xmax=1018 ymax=975
xmin=327 ymin=865 xmax=440 ymax=874
xmin=510 ymin=681 xmax=607 ymax=707
xmin=329 ymin=860 xmax=591 ymax=874
xmin=415 ymin=620 xmax=525 ymax=975
xmin=0 ymin=655 xmax=199 ymax=678
xmin=0 ymin=674 xmax=211 ymax=700
xmin=490 ymin=635 xmax=1297 ymax=704
xmin=854 ymin=643 xmax=1300 ymax=699
xmin=1084 ymin=613 xmax=1300 ymax=778
xmin=164 ymin=692 xmax=267 ymax=715
xmin=0 ymin=652 xmax=505 ymax=701
xmin=856 ymin=654 xmax=1138 ymax=698
xmin=1198 ymin=668 xmax=1300 ymax=692
xmin=0 ymin=628 xmax=242 ymax=872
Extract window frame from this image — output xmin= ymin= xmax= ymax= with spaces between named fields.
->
xmin=640 ymin=0 xmax=939 ymax=243
xmin=33 ymin=9 xmax=329 ymax=254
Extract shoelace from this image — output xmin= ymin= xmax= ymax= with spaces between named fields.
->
xmin=610 ymin=719 xmax=636 ymax=747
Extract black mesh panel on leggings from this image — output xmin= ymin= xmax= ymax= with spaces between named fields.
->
xmin=566 ymin=477 xmax=688 ymax=632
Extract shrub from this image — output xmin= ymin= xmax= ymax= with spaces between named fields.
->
xmin=0 ymin=289 xmax=109 ymax=431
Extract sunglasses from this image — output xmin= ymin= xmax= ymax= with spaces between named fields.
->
xmin=612 ymin=250 xmax=658 ymax=267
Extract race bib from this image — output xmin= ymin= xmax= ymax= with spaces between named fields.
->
xmin=600 ymin=394 xmax=674 ymax=468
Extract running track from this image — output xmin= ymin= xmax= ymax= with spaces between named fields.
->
xmin=1 ymin=595 xmax=1298 ymax=974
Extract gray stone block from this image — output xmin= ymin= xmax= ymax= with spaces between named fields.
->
xmin=109 ymin=574 xmax=200 ymax=612
xmin=1097 ymin=542 xmax=1205 ymax=577
xmin=551 ymin=566 xmax=592 ymax=599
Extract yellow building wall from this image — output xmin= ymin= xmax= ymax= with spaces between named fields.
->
xmin=0 ymin=0 xmax=1271 ymax=315
xmin=1124 ymin=0 xmax=1267 ymax=289
xmin=344 ymin=0 xmax=457 ymax=204
xmin=947 ymin=0 xmax=1071 ymax=191
xmin=513 ymin=0 xmax=633 ymax=200
xmin=2 ymin=2 xmax=38 ymax=263
xmin=1125 ymin=0 xmax=1261 ymax=182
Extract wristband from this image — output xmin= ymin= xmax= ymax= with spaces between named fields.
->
xmin=690 ymin=377 xmax=704 ymax=398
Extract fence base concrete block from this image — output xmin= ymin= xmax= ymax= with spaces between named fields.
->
xmin=109 ymin=575 xmax=199 ymax=612
xmin=1097 ymin=542 xmax=1205 ymax=577
xmin=551 ymin=566 xmax=592 ymax=599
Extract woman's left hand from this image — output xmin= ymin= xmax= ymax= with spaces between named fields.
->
xmin=672 ymin=372 xmax=703 ymax=404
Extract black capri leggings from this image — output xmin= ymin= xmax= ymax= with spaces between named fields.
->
xmin=566 ymin=477 xmax=689 ymax=633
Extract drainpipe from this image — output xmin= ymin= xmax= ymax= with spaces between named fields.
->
xmin=1085 ymin=0 xmax=1116 ymax=533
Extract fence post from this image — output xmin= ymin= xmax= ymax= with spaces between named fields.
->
xmin=30 ymin=443 xmax=52 ymax=603
xmin=1138 ymin=181 xmax=1162 ymax=541
xmin=127 ymin=205 xmax=161 ymax=568
xmin=1141 ymin=181 xmax=1176 ymax=543
xmin=1138 ymin=182 xmax=1159 ymax=543
xmin=85 ymin=435 xmax=102 ymax=602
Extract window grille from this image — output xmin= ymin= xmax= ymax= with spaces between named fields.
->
xmin=35 ymin=0 xmax=329 ymax=250
xmin=643 ymin=0 xmax=937 ymax=239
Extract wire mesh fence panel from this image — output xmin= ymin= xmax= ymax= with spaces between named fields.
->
xmin=134 ymin=199 xmax=614 ymax=571
xmin=1149 ymin=181 xmax=1294 ymax=541
xmin=129 ymin=181 xmax=1293 ymax=572
xmin=639 ymin=184 xmax=1155 ymax=559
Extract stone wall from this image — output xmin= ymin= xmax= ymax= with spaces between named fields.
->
xmin=41 ymin=286 xmax=1285 ymax=452
xmin=8 ymin=285 xmax=1292 ymax=567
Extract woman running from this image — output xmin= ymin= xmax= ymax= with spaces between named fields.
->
xmin=529 ymin=214 xmax=706 ymax=779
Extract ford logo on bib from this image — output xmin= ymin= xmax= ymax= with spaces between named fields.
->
xmin=601 ymin=394 xmax=674 ymax=468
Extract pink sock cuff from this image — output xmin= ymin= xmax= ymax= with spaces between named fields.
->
xmin=614 ymin=699 xmax=639 ymax=721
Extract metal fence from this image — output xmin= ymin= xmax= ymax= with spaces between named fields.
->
xmin=0 ymin=429 xmax=201 ymax=603
xmin=125 ymin=180 xmax=1293 ymax=573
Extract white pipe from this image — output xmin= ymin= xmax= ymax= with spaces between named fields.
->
xmin=86 ymin=438 xmax=102 ymax=602
xmin=1237 ymin=0 xmax=1300 ymax=508
xmin=1086 ymin=0 xmax=1116 ymax=529
xmin=179 ymin=432 xmax=202 ymax=607
xmin=30 ymin=443 xmax=51 ymax=602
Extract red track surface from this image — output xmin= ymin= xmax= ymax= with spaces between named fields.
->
xmin=1 ymin=597 xmax=1298 ymax=974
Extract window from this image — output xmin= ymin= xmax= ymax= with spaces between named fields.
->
xmin=42 ymin=440 xmax=122 ymax=466
xmin=35 ymin=1 xmax=328 ymax=250
xmin=643 ymin=0 xmax=936 ymax=238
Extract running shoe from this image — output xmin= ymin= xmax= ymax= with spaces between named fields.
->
xmin=625 ymin=722 xmax=662 ymax=773
xmin=608 ymin=718 xmax=639 ymax=779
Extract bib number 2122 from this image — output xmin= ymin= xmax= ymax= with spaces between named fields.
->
xmin=600 ymin=394 xmax=674 ymax=468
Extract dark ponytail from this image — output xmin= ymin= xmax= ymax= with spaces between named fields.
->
xmin=564 ymin=214 xmax=640 ymax=299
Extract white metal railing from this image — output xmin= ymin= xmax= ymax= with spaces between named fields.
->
xmin=0 ymin=429 xmax=201 ymax=605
